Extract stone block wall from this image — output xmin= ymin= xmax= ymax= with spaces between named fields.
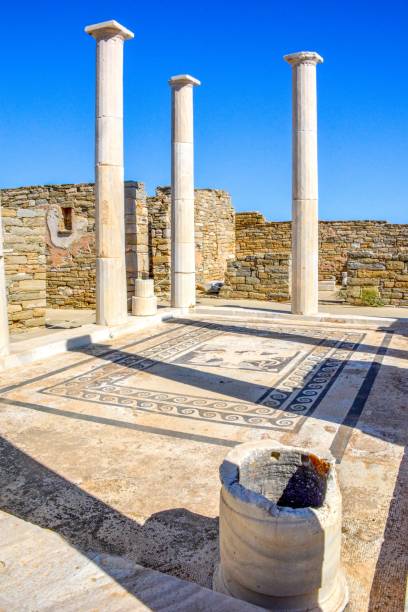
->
xmin=219 ymin=213 xmax=291 ymax=301
xmin=1 ymin=189 xmax=47 ymax=331
xmin=147 ymin=187 xmax=172 ymax=296
xmin=147 ymin=187 xmax=235 ymax=296
xmin=220 ymin=253 xmax=290 ymax=301
xmin=222 ymin=213 xmax=408 ymax=305
xmin=2 ymin=182 xmax=408 ymax=334
xmin=346 ymin=224 xmax=408 ymax=306
xmin=1 ymin=182 xmax=235 ymax=331
xmin=195 ymin=189 xmax=236 ymax=283
xmin=45 ymin=183 xmax=96 ymax=309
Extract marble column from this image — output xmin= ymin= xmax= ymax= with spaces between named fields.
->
xmin=0 ymin=197 xmax=10 ymax=357
xmin=284 ymin=51 xmax=323 ymax=315
xmin=169 ymin=75 xmax=201 ymax=309
xmin=85 ymin=20 xmax=134 ymax=325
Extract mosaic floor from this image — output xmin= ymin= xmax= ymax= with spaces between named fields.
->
xmin=0 ymin=314 xmax=407 ymax=610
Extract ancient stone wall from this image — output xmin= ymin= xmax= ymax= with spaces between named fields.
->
xmin=1 ymin=188 xmax=47 ymax=332
xmin=45 ymin=183 xmax=96 ymax=309
xmin=219 ymin=213 xmax=291 ymax=301
xmin=195 ymin=189 xmax=236 ymax=283
xmin=222 ymin=213 xmax=408 ymax=305
xmin=0 ymin=182 xmax=148 ymax=332
xmin=2 ymin=183 xmax=407 ymax=333
xmin=220 ymin=253 xmax=291 ymax=301
xmin=147 ymin=187 xmax=235 ymax=296
xmin=1 ymin=182 xmax=235 ymax=331
xmin=346 ymin=224 xmax=408 ymax=306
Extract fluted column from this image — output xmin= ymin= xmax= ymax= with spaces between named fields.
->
xmin=284 ymin=51 xmax=323 ymax=315
xmin=0 ymin=197 xmax=10 ymax=357
xmin=169 ymin=74 xmax=201 ymax=309
xmin=85 ymin=20 xmax=134 ymax=325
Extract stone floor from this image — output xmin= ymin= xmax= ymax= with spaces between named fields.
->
xmin=0 ymin=312 xmax=407 ymax=610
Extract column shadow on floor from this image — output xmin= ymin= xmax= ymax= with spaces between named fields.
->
xmin=0 ymin=436 xmax=219 ymax=604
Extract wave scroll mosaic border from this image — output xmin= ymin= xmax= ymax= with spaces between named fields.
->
xmin=42 ymin=320 xmax=366 ymax=432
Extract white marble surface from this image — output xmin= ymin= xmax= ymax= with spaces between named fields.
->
xmin=85 ymin=20 xmax=133 ymax=325
xmin=284 ymin=51 xmax=323 ymax=316
xmin=169 ymin=75 xmax=201 ymax=309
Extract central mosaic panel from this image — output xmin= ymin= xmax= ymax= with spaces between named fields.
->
xmin=42 ymin=319 xmax=365 ymax=432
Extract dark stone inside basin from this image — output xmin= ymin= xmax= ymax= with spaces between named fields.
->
xmin=239 ymin=449 xmax=329 ymax=509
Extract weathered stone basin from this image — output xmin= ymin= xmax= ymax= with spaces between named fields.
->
xmin=213 ymin=441 xmax=348 ymax=611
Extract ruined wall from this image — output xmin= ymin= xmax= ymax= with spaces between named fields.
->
xmin=221 ymin=213 xmax=408 ymax=305
xmin=1 ymin=182 xmax=148 ymax=332
xmin=220 ymin=253 xmax=291 ymax=301
xmin=220 ymin=212 xmax=291 ymax=301
xmin=45 ymin=183 xmax=96 ymax=309
xmin=2 ymin=183 xmax=407 ymax=333
xmin=147 ymin=187 xmax=235 ymax=296
xmin=346 ymin=224 xmax=408 ymax=306
xmin=46 ymin=181 xmax=148 ymax=309
xmin=1 ymin=189 xmax=47 ymax=332
xmin=1 ymin=182 xmax=235 ymax=331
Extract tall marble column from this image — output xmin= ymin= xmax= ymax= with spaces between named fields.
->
xmin=0 ymin=197 xmax=10 ymax=357
xmin=169 ymin=75 xmax=201 ymax=309
xmin=284 ymin=51 xmax=323 ymax=315
xmin=85 ymin=20 xmax=134 ymax=325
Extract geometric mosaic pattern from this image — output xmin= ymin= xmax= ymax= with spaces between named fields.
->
xmin=42 ymin=319 xmax=366 ymax=432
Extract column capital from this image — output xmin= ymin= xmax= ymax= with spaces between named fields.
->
xmin=85 ymin=20 xmax=134 ymax=41
xmin=284 ymin=51 xmax=323 ymax=66
xmin=169 ymin=74 xmax=201 ymax=88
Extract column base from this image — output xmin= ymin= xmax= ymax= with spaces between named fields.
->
xmin=171 ymin=273 xmax=196 ymax=309
xmin=132 ymin=295 xmax=158 ymax=316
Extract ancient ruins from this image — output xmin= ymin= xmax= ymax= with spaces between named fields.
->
xmin=0 ymin=18 xmax=406 ymax=612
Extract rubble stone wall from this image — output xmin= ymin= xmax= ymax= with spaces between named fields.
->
xmin=2 ymin=183 xmax=407 ymax=334
xmin=1 ymin=182 xmax=235 ymax=330
xmin=44 ymin=183 xmax=96 ymax=309
xmin=1 ymin=188 xmax=47 ymax=332
xmin=346 ymin=224 xmax=408 ymax=306
xmin=222 ymin=213 xmax=408 ymax=305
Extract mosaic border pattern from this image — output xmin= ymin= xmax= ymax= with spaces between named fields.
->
xmin=41 ymin=320 xmax=366 ymax=432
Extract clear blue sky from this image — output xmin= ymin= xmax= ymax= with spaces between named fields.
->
xmin=1 ymin=0 xmax=406 ymax=222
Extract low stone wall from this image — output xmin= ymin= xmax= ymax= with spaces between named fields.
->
xmin=147 ymin=187 xmax=235 ymax=296
xmin=234 ymin=214 xmax=397 ymax=284
xmin=2 ymin=183 xmax=407 ymax=333
xmin=346 ymin=224 xmax=408 ymax=306
xmin=220 ymin=253 xmax=290 ymax=301
xmin=1 ymin=189 xmax=47 ymax=332
xmin=222 ymin=214 xmax=408 ymax=305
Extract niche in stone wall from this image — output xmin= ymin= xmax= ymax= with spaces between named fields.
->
xmin=59 ymin=206 xmax=73 ymax=234
xmin=46 ymin=204 xmax=87 ymax=249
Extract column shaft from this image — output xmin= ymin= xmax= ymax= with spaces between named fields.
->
xmin=169 ymin=75 xmax=200 ymax=309
xmin=285 ymin=52 xmax=323 ymax=315
xmin=85 ymin=20 xmax=134 ymax=325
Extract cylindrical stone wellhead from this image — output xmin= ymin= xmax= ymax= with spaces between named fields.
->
xmin=132 ymin=278 xmax=157 ymax=316
xmin=213 ymin=441 xmax=348 ymax=611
